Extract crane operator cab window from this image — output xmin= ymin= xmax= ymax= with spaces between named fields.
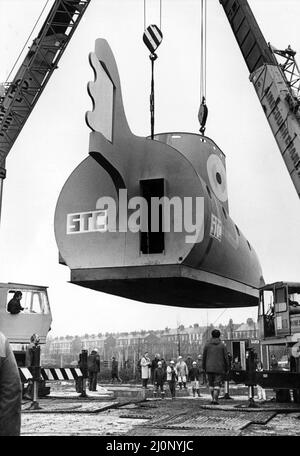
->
xmin=6 ymin=289 xmax=50 ymax=315
xmin=288 ymin=291 xmax=300 ymax=333
xmin=259 ymin=284 xmax=300 ymax=339
xmin=259 ymin=289 xmax=275 ymax=338
xmin=289 ymin=292 xmax=300 ymax=312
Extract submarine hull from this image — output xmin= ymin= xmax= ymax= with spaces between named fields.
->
xmin=54 ymin=39 xmax=264 ymax=308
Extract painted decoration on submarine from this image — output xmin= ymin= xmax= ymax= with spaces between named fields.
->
xmin=54 ymin=39 xmax=264 ymax=308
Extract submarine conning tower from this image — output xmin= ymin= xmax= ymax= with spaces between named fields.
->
xmin=54 ymin=38 xmax=264 ymax=308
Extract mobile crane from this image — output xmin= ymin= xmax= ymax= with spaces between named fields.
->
xmin=220 ymin=0 xmax=300 ymax=400
xmin=0 ymin=0 xmax=90 ymax=378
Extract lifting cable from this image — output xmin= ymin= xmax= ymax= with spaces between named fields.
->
xmin=6 ymin=0 xmax=50 ymax=82
xmin=212 ymin=309 xmax=227 ymax=327
xmin=198 ymin=0 xmax=208 ymax=135
xmin=144 ymin=0 xmax=162 ymax=32
xmin=143 ymin=0 xmax=163 ymax=140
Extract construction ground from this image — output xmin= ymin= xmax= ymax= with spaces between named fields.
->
xmin=20 ymin=382 xmax=300 ymax=436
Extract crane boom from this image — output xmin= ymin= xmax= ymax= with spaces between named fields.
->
xmin=220 ymin=0 xmax=300 ymax=198
xmin=0 ymin=0 xmax=91 ymax=172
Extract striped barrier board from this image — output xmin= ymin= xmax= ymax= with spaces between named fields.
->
xmin=19 ymin=367 xmax=82 ymax=383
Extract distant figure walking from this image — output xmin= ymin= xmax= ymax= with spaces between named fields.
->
xmin=111 ymin=356 xmax=122 ymax=383
xmin=202 ymin=329 xmax=229 ymax=405
xmin=175 ymin=356 xmax=188 ymax=390
xmin=87 ymin=348 xmax=100 ymax=391
xmin=141 ymin=352 xmax=151 ymax=388
xmin=166 ymin=360 xmax=177 ymax=399
xmin=7 ymin=291 xmax=24 ymax=315
xmin=0 ymin=331 xmax=22 ymax=436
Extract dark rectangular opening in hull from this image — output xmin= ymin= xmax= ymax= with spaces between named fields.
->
xmin=140 ymin=178 xmax=165 ymax=254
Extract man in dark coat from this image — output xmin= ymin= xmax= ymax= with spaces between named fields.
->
xmin=202 ymin=329 xmax=229 ymax=404
xmin=153 ymin=361 xmax=167 ymax=398
xmin=0 ymin=331 xmax=22 ymax=436
xmin=7 ymin=291 xmax=24 ymax=314
xmin=185 ymin=355 xmax=193 ymax=378
xmin=196 ymin=354 xmax=206 ymax=385
xmin=151 ymin=353 xmax=161 ymax=384
xmin=111 ymin=356 xmax=122 ymax=383
xmin=87 ymin=349 xmax=100 ymax=391
xmin=160 ymin=357 xmax=167 ymax=373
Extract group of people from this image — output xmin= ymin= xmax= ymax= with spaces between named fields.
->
xmin=139 ymin=329 xmax=230 ymax=403
xmin=0 ymin=328 xmax=228 ymax=436
xmin=84 ymin=349 xmax=122 ymax=391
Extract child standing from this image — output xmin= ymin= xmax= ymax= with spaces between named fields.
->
xmin=167 ymin=360 xmax=177 ymax=399
xmin=256 ymin=361 xmax=267 ymax=402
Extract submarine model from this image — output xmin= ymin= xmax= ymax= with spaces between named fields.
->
xmin=54 ymin=39 xmax=264 ymax=308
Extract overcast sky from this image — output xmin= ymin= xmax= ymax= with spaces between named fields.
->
xmin=0 ymin=0 xmax=300 ymax=337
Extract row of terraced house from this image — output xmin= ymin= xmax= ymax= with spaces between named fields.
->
xmin=43 ymin=319 xmax=258 ymax=371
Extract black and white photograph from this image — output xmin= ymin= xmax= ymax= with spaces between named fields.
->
xmin=1 ymin=0 xmax=300 ymax=443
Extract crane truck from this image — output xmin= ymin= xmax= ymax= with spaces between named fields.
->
xmin=220 ymin=0 xmax=300 ymax=400
xmin=0 ymin=1 xmax=90 ymax=393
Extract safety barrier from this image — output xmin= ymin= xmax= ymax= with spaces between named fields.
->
xmin=19 ymin=367 xmax=82 ymax=383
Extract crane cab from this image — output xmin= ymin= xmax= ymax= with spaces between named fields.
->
xmin=258 ymin=282 xmax=300 ymax=371
xmin=0 ymin=283 xmax=52 ymax=365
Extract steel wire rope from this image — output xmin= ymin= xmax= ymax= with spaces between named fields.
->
xmin=143 ymin=0 xmax=162 ymax=31
xmin=200 ymin=0 xmax=207 ymax=103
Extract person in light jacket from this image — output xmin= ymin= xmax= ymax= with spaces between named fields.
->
xmin=256 ymin=361 xmax=266 ymax=402
xmin=0 ymin=331 xmax=22 ymax=436
xmin=175 ymin=356 xmax=188 ymax=390
xmin=141 ymin=352 xmax=151 ymax=388
xmin=166 ymin=360 xmax=177 ymax=399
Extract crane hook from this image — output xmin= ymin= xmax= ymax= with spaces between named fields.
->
xmin=198 ymin=96 xmax=208 ymax=135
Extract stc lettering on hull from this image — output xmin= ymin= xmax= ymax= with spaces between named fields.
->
xmin=67 ymin=210 xmax=107 ymax=234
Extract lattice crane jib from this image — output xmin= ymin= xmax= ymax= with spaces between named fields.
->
xmin=0 ymin=0 xmax=91 ymax=170
xmin=220 ymin=0 xmax=300 ymax=198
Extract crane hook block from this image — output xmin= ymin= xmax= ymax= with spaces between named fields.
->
xmin=143 ymin=25 xmax=163 ymax=55
xmin=198 ymin=98 xmax=208 ymax=135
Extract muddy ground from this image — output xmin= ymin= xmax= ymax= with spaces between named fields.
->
xmin=20 ymin=382 xmax=300 ymax=437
